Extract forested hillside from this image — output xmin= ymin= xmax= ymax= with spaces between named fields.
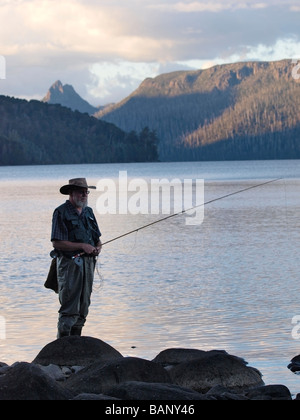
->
xmin=0 ymin=96 xmax=158 ymax=165
xmin=97 ymin=60 xmax=300 ymax=161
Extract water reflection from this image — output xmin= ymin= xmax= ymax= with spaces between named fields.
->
xmin=0 ymin=163 xmax=300 ymax=393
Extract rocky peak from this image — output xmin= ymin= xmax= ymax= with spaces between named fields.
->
xmin=42 ymin=80 xmax=98 ymax=115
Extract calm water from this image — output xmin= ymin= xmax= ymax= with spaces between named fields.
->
xmin=1 ymin=160 xmax=300 ymax=394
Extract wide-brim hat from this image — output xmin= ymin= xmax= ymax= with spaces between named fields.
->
xmin=60 ymin=178 xmax=96 ymax=195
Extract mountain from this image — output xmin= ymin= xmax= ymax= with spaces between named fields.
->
xmin=96 ymin=60 xmax=300 ymax=161
xmin=43 ymin=80 xmax=99 ymax=115
xmin=0 ymin=96 xmax=158 ymax=165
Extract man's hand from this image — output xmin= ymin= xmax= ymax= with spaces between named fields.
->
xmin=93 ymin=241 xmax=102 ymax=256
xmin=81 ymin=243 xmax=97 ymax=255
xmin=52 ymin=240 xmax=102 ymax=256
xmin=82 ymin=241 xmax=102 ymax=256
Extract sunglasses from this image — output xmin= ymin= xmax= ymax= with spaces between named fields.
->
xmin=73 ymin=189 xmax=90 ymax=196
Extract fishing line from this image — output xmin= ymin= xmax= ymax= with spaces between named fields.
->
xmin=94 ymin=256 xmax=105 ymax=290
xmin=100 ymin=177 xmax=283 ymax=248
xmin=94 ymin=177 xmax=282 ymax=287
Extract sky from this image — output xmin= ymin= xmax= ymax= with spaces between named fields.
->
xmin=0 ymin=0 xmax=299 ymax=105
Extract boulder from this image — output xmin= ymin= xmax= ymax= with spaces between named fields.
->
xmin=152 ymin=348 xmax=208 ymax=367
xmin=72 ymin=393 xmax=120 ymax=400
xmin=0 ymin=362 xmax=73 ymax=400
xmin=63 ymin=357 xmax=172 ymax=395
xmin=38 ymin=364 xmax=66 ymax=381
xmin=106 ymin=381 xmax=211 ymax=400
xmin=0 ymin=363 xmax=9 ymax=375
xmin=169 ymin=352 xmax=264 ymax=393
xmin=206 ymin=385 xmax=249 ymax=400
xmin=288 ymin=355 xmax=300 ymax=373
xmin=32 ymin=336 xmax=123 ymax=367
xmin=245 ymin=385 xmax=292 ymax=401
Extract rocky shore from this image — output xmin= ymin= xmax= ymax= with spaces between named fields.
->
xmin=0 ymin=336 xmax=297 ymax=400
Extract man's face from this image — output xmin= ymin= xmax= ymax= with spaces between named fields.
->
xmin=71 ymin=188 xmax=89 ymax=208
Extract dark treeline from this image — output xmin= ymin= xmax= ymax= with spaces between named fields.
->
xmin=1 ymin=60 xmax=299 ymax=165
xmin=170 ymin=127 xmax=300 ymax=161
xmin=177 ymin=63 xmax=300 ymax=160
xmin=99 ymin=60 xmax=300 ymax=161
xmin=0 ymin=96 xmax=159 ymax=166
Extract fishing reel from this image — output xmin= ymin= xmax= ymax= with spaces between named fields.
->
xmin=50 ymin=249 xmax=85 ymax=267
xmin=50 ymin=249 xmax=59 ymax=259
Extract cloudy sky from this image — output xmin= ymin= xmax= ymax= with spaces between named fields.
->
xmin=0 ymin=0 xmax=299 ymax=105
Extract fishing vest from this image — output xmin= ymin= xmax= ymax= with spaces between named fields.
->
xmin=56 ymin=202 xmax=99 ymax=254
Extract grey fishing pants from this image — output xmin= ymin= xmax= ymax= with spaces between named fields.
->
xmin=56 ymin=255 xmax=95 ymax=337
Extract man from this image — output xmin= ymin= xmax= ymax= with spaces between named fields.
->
xmin=51 ymin=178 xmax=102 ymax=338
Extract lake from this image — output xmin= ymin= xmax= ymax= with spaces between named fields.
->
xmin=1 ymin=160 xmax=300 ymax=394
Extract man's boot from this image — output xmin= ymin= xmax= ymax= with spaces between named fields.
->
xmin=70 ymin=327 xmax=82 ymax=336
xmin=57 ymin=330 xmax=70 ymax=339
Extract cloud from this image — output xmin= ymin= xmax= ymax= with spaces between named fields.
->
xmin=158 ymin=1 xmax=266 ymax=13
xmin=0 ymin=0 xmax=180 ymax=64
xmin=0 ymin=0 xmax=299 ymax=103
xmin=1 ymin=0 xmax=297 ymax=62
xmin=0 ymin=0 xmax=123 ymax=57
xmin=86 ymin=60 xmax=194 ymax=104
xmin=148 ymin=0 xmax=300 ymax=13
xmin=87 ymin=61 xmax=160 ymax=104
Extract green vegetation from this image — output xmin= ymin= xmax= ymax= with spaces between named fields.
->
xmin=0 ymin=96 xmax=159 ymax=165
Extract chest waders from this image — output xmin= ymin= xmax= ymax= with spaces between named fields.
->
xmin=55 ymin=204 xmax=98 ymax=338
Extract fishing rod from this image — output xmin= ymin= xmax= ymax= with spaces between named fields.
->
xmin=101 ymin=177 xmax=283 ymax=247
xmin=69 ymin=177 xmax=282 ymax=267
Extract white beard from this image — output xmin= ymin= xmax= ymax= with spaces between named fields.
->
xmin=73 ymin=197 xmax=88 ymax=209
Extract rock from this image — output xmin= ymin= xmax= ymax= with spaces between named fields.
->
xmin=153 ymin=349 xmax=234 ymax=368
xmin=38 ymin=364 xmax=66 ymax=381
xmin=71 ymin=366 xmax=85 ymax=374
xmin=61 ymin=366 xmax=73 ymax=378
xmin=106 ymin=381 xmax=212 ymax=400
xmin=288 ymin=355 xmax=300 ymax=373
xmin=36 ymin=364 xmax=85 ymax=382
xmin=169 ymin=352 xmax=264 ymax=393
xmin=1 ymin=338 xmax=292 ymax=400
xmin=0 ymin=363 xmax=9 ymax=375
xmin=72 ymin=393 xmax=120 ymax=400
xmin=206 ymin=385 xmax=249 ymax=400
xmin=32 ymin=336 xmax=123 ymax=367
xmin=63 ymin=357 xmax=172 ymax=395
xmin=245 ymin=385 xmax=292 ymax=401
xmin=0 ymin=362 xmax=73 ymax=400
xmin=152 ymin=348 xmax=208 ymax=367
